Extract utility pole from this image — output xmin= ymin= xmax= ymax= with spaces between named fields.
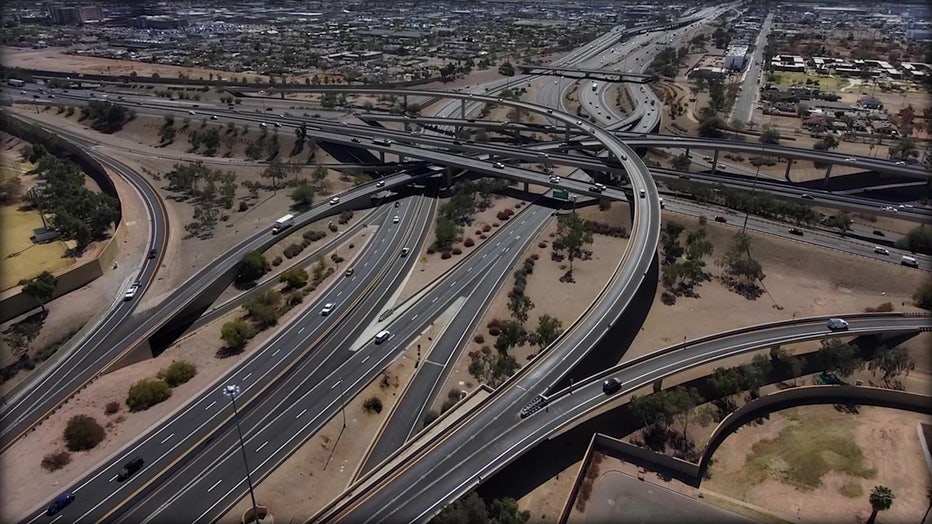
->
xmin=224 ymin=385 xmax=260 ymax=523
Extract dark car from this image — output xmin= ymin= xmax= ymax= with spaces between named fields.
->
xmin=117 ymin=457 xmax=144 ymax=481
xmin=602 ymin=377 xmax=622 ymax=395
xmin=872 ymin=230 xmax=885 ymax=237
xmin=788 ymin=228 xmax=804 ymax=236
xmin=148 ymin=248 xmax=157 ymax=259
xmin=46 ymin=493 xmax=75 ymax=516
xmin=714 ymin=216 xmax=727 ymax=223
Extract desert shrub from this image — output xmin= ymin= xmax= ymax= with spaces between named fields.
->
xmin=864 ymin=302 xmax=894 ymax=313
xmin=475 ymin=334 xmax=485 ymax=343
xmin=330 ymin=254 xmax=344 ymax=263
xmin=41 ymin=450 xmax=72 ymax=471
xmin=283 ymin=243 xmax=304 ymax=259
xmin=328 ymin=223 xmax=338 ymax=232
xmin=488 ymin=318 xmax=501 ymax=329
xmin=363 ymin=397 xmax=383 ymax=414
xmin=489 ymin=327 xmax=501 ymax=336
xmin=479 ymin=234 xmax=487 ymax=239
xmin=126 ymin=379 xmax=172 ymax=412
xmin=482 ymin=224 xmax=491 ymax=232
xmin=530 ymin=253 xmax=540 ymax=260
xmin=156 ymin=360 xmax=197 ymax=387
xmin=497 ymin=210 xmax=511 ymax=221
xmin=64 ymin=414 xmax=106 ymax=451
xmin=271 ymin=255 xmax=283 ymax=266
xmin=452 ymin=248 xmax=462 ymax=255
xmin=538 ymin=242 xmax=547 ymax=248
xmin=338 ymin=209 xmax=353 ymax=224
xmin=492 ymin=223 xmax=500 ymax=227
xmin=441 ymin=251 xmax=452 ymax=259
xmin=238 ymin=200 xmax=249 ymax=212
xmin=426 ymin=245 xmax=437 ymax=254
xmin=302 ymin=239 xmax=311 ymax=248
xmin=303 ymin=230 xmax=326 ymax=242
xmin=104 ymin=401 xmax=120 ymax=415
xmin=464 ymin=238 xmax=475 ymax=247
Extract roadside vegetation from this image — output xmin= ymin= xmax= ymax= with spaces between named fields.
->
xmin=21 ymin=144 xmax=120 ymax=252
xmin=431 ymin=178 xmax=511 ymax=255
xmin=78 ymin=101 xmax=134 ymax=134
xmin=659 ymin=221 xmax=714 ymax=305
xmin=432 ymin=491 xmax=529 ymax=524
xmin=161 ymin=162 xmax=238 ymax=239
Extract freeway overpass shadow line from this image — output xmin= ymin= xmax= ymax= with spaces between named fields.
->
xmin=548 ymin=253 xmax=659 ymax=394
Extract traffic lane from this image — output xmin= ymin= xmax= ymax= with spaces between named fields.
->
xmin=25 ymin=199 xmax=422 ymax=523
xmin=128 ymin=220 xmax=523 ymax=523
xmin=361 ymin=207 xmax=554 ymax=471
xmin=113 ymin=194 xmax=541 ymax=521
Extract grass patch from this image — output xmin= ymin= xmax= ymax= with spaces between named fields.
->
xmin=839 ymin=480 xmax=863 ymax=499
xmin=770 ymin=71 xmax=850 ymax=91
xmin=0 ymin=205 xmax=74 ymax=289
xmin=741 ymin=410 xmax=876 ymax=490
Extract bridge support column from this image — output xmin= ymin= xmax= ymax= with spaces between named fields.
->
xmin=822 ymin=163 xmax=834 ymax=188
xmin=784 ymin=158 xmax=794 ymax=182
xmin=403 ymin=94 xmax=408 ymax=110
xmin=380 ymin=151 xmax=385 ymax=163
xmin=524 ymin=181 xmax=529 ymax=192
xmin=445 ymin=167 xmax=453 ymax=189
xmin=711 ymin=150 xmax=719 ymax=174
xmin=565 ymin=123 xmax=571 ymax=143
xmin=460 ymin=99 xmax=466 ymax=119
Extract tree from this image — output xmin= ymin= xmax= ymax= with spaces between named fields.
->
xmin=125 ymin=378 xmax=172 ymax=411
xmin=535 ymin=314 xmax=563 ymax=348
xmin=553 ymin=212 xmax=593 ymax=272
xmin=710 ymin=367 xmax=742 ymax=398
xmin=433 ymin=491 xmax=489 ymax=524
xmin=868 ymin=346 xmax=914 ymax=383
xmin=19 ymin=271 xmax=57 ymax=312
xmin=244 ymin=290 xmax=282 ymax=329
xmin=672 ymin=153 xmax=691 ymax=171
xmin=363 ymin=397 xmax=383 ymax=414
xmin=235 ymin=251 xmax=269 ymax=285
xmin=698 ymin=114 xmax=725 ymax=138
xmin=507 ymin=293 xmax=534 ymax=324
xmin=63 ymin=414 xmax=106 ymax=451
xmin=262 ymin=156 xmax=288 ymax=189
xmin=915 ymin=279 xmax=932 ymax=310
xmin=434 ymin=216 xmax=460 ymax=250
xmin=867 ymin=485 xmax=894 ymax=524
xmin=817 ymin=338 xmax=863 ymax=378
xmin=290 ymin=182 xmax=315 ymax=206
xmin=495 ymin=319 xmax=526 ymax=354
xmin=221 ymin=319 xmax=255 ymax=350
xmin=759 ymin=126 xmax=780 ymax=145
xmin=279 ymin=268 xmax=309 ymax=289
xmin=719 ymin=233 xmax=765 ymax=282
xmin=157 ymin=360 xmax=197 ymax=387
xmin=487 ymin=497 xmax=530 ymax=524
xmin=888 ymin=137 xmax=918 ymax=161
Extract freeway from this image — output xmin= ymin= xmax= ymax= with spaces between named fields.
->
xmin=18 ymin=193 xmax=435 ymax=522
xmin=319 ymin=313 xmax=931 ymax=523
xmin=729 ymin=12 xmax=773 ymax=126
xmin=0 ymin=118 xmax=168 ymax=443
xmin=0 ymin=115 xmax=433 ymax=451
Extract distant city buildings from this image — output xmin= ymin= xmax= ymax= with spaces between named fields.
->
xmin=48 ymin=5 xmax=103 ymax=25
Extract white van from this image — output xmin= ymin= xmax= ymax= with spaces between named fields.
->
xmin=901 ymin=256 xmax=919 ymax=268
xmin=827 ymin=318 xmax=849 ymax=331
xmin=374 ymin=330 xmax=391 ymax=344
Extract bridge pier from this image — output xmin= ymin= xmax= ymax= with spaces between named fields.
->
xmin=822 ymin=163 xmax=833 ymax=188
xmin=711 ymin=150 xmax=719 ymax=174
xmin=403 ymin=94 xmax=408 ymax=111
xmin=565 ymin=123 xmax=571 ymax=143
xmin=460 ymin=99 xmax=466 ymax=119
xmin=784 ymin=158 xmax=794 ymax=182
xmin=524 ymin=181 xmax=529 ymax=192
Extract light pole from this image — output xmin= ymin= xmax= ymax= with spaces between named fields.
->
xmin=224 ymin=385 xmax=259 ymax=523
xmin=335 ymin=379 xmax=347 ymax=429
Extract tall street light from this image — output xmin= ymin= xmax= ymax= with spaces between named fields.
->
xmin=224 ymin=384 xmax=259 ymax=522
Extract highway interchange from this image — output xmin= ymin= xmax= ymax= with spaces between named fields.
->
xmin=3 ymin=5 xmax=931 ymax=523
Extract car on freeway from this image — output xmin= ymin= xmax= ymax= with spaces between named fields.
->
xmin=602 ymin=377 xmax=622 ymax=395
xmin=320 ymin=303 xmax=335 ymax=316
xmin=148 ymin=248 xmax=157 ymax=259
xmin=714 ymin=216 xmax=727 ymax=223
xmin=547 ymin=109 xmax=553 ymax=114
xmin=827 ymin=318 xmax=849 ymax=331
xmin=376 ymin=180 xmax=385 ymax=188
xmin=345 ymin=268 xmax=355 ymax=277
xmin=374 ymin=330 xmax=391 ymax=344
xmin=351 ymin=137 xmax=360 ymax=143
xmin=538 ymin=153 xmax=549 ymax=159
xmin=259 ymin=122 xmax=267 ymax=128
xmin=123 ymin=282 xmax=140 ymax=301
xmin=46 ymin=493 xmax=75 ymax=516
xmin=639 ymin=189 xmax=646 ymax=198
xmin=400 ymin=248 xmax=409 ymax=257
xmin=393 ymin=215 xmax=400 ymax=224
xmin=873 ymin=246 xmax=890 ymax=255
xmin=329 ymin=197 xmax=340 ymax=205
xmin=895 ymin=161 xmax=906 ymax=166
xmin=187 ymin=110 xmax=196 ymax=115
xmin=801 ymin=193 xmax=814 ymax=199
xmin=788 ymin=228 xmax=804 ymax=236
xmin=844 ymin=157 xmax=856 ymax=162
xmin=575 ymin=120 xmax=582 ymax=125
xmin=493 ymin=162 xmax=505 ymax=169
xmin=117 ymin=457 xmax=144 ymax=482
xmin=210 ymin=115 xmax=218 ymax=120
xmin=550 ymin=176 xmax=561 ymax=184
xmin=872 ymin=230 xmax=885 ymax=236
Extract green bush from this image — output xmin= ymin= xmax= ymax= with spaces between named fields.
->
xmin=283 ymin=243 xmax=304 ymax=259
xmin=104 ymin=401 xmax=120 ymax=415
xmin=303 ymin=230 xmax=326 ymax=242
xmin=157 ymin=360 xmax=197 ymax=387
xmin=41 ymin=450 xmax=72 ymax=471
xmin=63 ymin=414 xmax=106 ymax=451
xmin=126 ymin=379 xmax=172 ymax=412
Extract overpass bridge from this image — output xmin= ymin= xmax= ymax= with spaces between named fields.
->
xmin=516 ymin=64 xmax=656 ymax=84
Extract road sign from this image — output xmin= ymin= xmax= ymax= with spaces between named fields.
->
xmin=553 ymin=190 xmax=569 ymax=200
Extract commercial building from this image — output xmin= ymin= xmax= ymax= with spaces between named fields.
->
xmin=48 ymin=5 xmax=103 ymax=25
xmin=724 ymin=45 xmax=748 ymax=71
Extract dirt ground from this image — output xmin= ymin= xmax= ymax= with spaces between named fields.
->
xmin=1 ymin=46 xmax=270 ymax=83
xmin=0 ymin=230 xmax=366 ymax=521
xmin=704 ymin=406 xmax=932 ymax=524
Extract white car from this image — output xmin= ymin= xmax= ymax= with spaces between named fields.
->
xmin=873 ymin=246 xmax=889 ymax=255
xmin=123 ymin=283 xmax=140 ymax=301
xmin=549 ymin=176 xmax=561 ymax=184
xmin=329 ymin=197 xmax=340 ymax=205
xmin=493 ymin=162 xmax=505 ymax=169
xmin=393 ymin=215 xmax=400 ymax=224
xmin=376 ymin=180 xmax=385 ymax=188
xmin=320 ymin=303 xmax=335 ymax=316
xmin=374 ymin=330 xmax=391 ymax=344
xmin=827 ymin=318 xmax=849 ymax=331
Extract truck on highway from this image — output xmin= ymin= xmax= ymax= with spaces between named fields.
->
xmin=7 ymin=79 xmax=25 ymax=87
xmin=272 ymin=214 xmax=295 ymax=234
xmin=591 ymin=82 xmax=598 ymax=92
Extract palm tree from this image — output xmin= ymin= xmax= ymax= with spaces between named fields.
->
xmin=867 ymin=485 xmax=894 ymax=524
